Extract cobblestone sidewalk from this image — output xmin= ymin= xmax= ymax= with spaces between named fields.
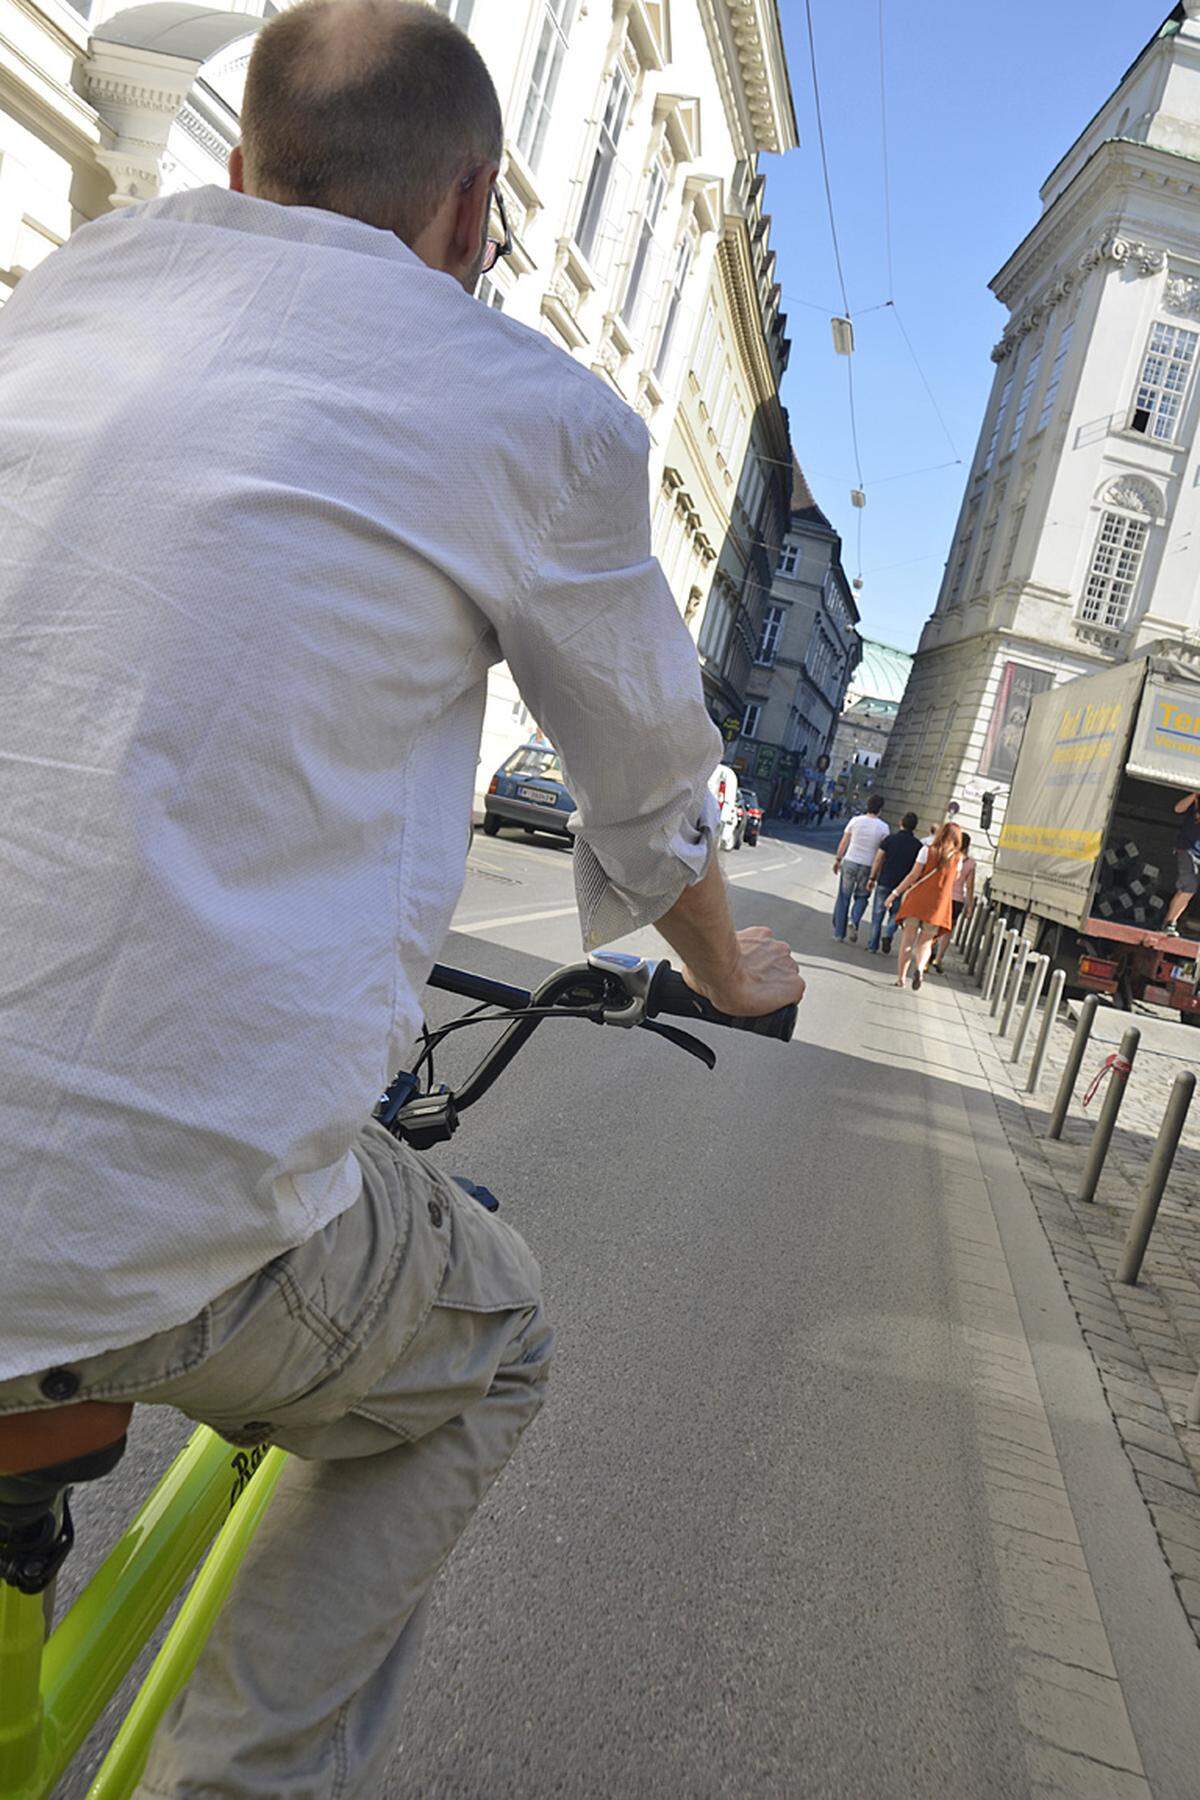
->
xmin=941 ymin=948 xmax=1200 ymax=1645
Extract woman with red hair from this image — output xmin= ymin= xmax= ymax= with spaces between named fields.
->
xmin=887 ymin=820 xmax=964 ymax=991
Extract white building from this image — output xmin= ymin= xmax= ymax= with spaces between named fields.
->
xmin=883 ymin=1 xmax=1200 ymax=864
xmin=0 ymin=0 xmax=797 ymax=792
xmin=465 ymin=0 xmax=797 ymax=782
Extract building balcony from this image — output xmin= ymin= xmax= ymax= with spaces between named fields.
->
xmin=1072 ymin=618 xmax=1128 ymax=657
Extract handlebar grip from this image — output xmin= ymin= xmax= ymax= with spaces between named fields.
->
xmin=648 ymin=966 xmax=797 ymax=1043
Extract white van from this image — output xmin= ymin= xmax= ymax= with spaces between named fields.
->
xmin=708 ymin=762 xmax=742 ymax=852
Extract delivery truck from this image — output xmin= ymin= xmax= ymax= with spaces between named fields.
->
xmin=989 ymin=647 xmax=1200 ymax=1024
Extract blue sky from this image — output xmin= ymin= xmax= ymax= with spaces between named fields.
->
xmin=762 ymin=0 xmax=1171 ymax=653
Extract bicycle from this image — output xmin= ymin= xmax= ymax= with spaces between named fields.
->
xmin=0 ymin=949 xmax=796 ymax=1799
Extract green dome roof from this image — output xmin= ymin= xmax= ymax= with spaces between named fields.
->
xmin=845 ymin=639 xmax=912 ymax=708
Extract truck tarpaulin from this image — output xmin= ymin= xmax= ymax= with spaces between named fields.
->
xmin=1128 ymin=673 xmax=1200 ymax=785
xmin=992 ymin=658 xmax=1146 ymax=926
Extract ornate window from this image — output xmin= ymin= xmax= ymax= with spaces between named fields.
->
xmin=778 ymin=542 xmax=799 ymax=577
xmin=756 ymin=605 xmax=785 ymax=665
xmin=577 ymin=64 xmax=634 ymax=261
xmin=971 ymin=484 xmax=1006 ymax=599
xmin=1079 ymin=486 xmax=1157 ymax=630
xmin=981 ymin=376 xmax=1013 ymax=474
xmin=517 ymin=0 xmax=575 ymax=172
xmin=621 ymin=157 xmax=668 ymax=331
xmin=1130 ymin=321 xmax=1198 ymax=440
xmin=741 ymin=701 xmax=762 ymax=740
xmin=653 ymin=231 xmax=694 ymax=381
xmin=1009 ymin=349 xmax=1042 ymax=448
xmin=999 ymin=501 xmax=1026 ymax=584
xmin=944 ymin=498 xmax=980 ymax=608
xmin=1037 ymin=321 xmax=1074 ymax=432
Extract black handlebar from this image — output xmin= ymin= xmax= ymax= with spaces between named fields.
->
xmin=385 ymin=956 xmax=797 ymax=1149
xmin=646 ymin=965 xmax=797 ymax=1043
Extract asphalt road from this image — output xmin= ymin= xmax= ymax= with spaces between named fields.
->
xmin=56 ymin=825 xmax=1052 ymax=1796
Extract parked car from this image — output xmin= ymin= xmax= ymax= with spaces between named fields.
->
xmin=738 ymin=787 xmax=764 ymax=847
xmin=709 ymin=761 xmax=742 ymax=852
xmin=483 ymin=742 xmax=575 ymax=840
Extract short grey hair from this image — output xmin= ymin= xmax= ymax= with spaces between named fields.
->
xmin=239 ymin=0 xmax=503 ymax=244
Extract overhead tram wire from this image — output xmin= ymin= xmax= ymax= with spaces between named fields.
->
xmin=803 ymin=0 xmax=866 ymax=579
xmin=887 ymin=302 xmax=961 ymax=463
xmin=878 ymin=0 xmax=895 ymax=302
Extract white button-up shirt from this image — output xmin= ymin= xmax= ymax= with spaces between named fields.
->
xmin=0 ymin=187 xmax=721 ymax=1381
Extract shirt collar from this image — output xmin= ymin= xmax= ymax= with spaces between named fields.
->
xmin=131 ymin=185 xmax=425 ymax=272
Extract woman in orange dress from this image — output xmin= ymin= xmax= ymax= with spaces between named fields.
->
xmin=887 ymin=821 xmax=963 ymax=991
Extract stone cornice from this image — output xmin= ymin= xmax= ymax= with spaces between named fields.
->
xmin=695 ymin=0 xmax=797 ymax=159
xmin=992 ymin=138 xmax=1200 ymax=311
xmin=0 ymin=50 xmax=105 ymax=155
xmin=716 ymin=222 xmax=778 ymax=407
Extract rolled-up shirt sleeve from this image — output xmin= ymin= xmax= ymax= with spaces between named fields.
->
xmin=495 ymin=403 xmax=723 ymax=949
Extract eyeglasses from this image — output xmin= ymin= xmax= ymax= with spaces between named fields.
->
xmin=481 ymin=186 xmax=512 ymax=276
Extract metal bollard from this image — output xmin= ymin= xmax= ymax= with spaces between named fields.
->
xmin=973 ymin=907 xmax=997 ymax=983
xmin=1117 ymin=1072 xmax=1196 ymax=1284
xmin=1077 ymin=1025 xmax=1140 ymax=1204
xmin=990 ymin=931 xmax=1017 ymax=1016
xmin=965 ymin=903 xmax=987 ymax=971
xmin=1047 ymin=993 xmax=1098 ymax=1137
xmin=985 ymin=928 xmax=1007 ymax=1000
xmin=965 ymin=904 xmax=983 ymax=973
xmin=1026 ymin=967 xmax=1066 ymax=1095
xmin=999 ymin=938 xmax=1031 ymax=1037
xmin=1012 ymin=954 xmax=1049 ymax=1065
xmin=955 ymin=898 xmax=976 ymax=951
xmin=989 ymin=931 xmax=1016 ymax=1017
xmin=981 ymin=907 xmax=1004 ymax=984
xmin=978 ymin=921 xmax=1007 ymax=1008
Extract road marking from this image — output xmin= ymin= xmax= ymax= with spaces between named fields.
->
xmin=457 ymin=901 xmax=579 ymax=933
xmin=458 ymin=851 xmax=803 ymax=934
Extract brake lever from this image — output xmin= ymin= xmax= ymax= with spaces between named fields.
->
xmin=638 ymin=1018 xmax=717 ymax=1070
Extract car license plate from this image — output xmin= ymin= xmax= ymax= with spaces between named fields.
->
xmin=517 ymin=786 xmax=557 ymax=806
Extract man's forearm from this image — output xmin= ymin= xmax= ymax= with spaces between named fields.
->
xmin=654 ymin=854 xmax=740 ymax=996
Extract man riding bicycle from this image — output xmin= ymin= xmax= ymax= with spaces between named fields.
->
xmin=0 ymin=2 xmax=804 ymax=1790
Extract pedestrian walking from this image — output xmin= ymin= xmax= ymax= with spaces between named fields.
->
xmin=832 ymin=794 xmax=890 ymax=943
xmin=889 ymin=821 xmax=963 ymax=990
xmin=1164 ymin=788 xmax=1200 ymax=936
xmin=932 ymin=831 xmax=976 ymax=972
xmin=865 ymin=811 xmax=922 ymax=954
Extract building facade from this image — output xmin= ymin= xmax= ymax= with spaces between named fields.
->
xmin=683 ymin=160 xmax=793 ymax=740
xmin=732 ymin=465 xmax=861 ymax=812
xmin=883 ymin=2 xmax=1200 ymax=865
xmin=0 ymin=0 xmax=798 ymax=788
xmin=468 ymin=0 xmax=797 ymax=781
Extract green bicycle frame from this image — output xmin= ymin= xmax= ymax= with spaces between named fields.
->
xmin=0 ymin=1428 xmax=285 ymax=1800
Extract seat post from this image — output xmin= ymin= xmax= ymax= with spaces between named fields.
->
xmin=0 ymin=1577 xmax=48 ymax=1790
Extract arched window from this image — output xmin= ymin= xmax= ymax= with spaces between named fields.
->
xmin=1078 ymin=480 xmax=1160 ymax=631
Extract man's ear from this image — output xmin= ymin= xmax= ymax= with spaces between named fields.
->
xmin=229 ymin=145 xmax=245 ymax=194
xmin=451 ymin=164 xmax=496 ymax=269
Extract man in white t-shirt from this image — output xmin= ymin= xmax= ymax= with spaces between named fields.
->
xmin=832 ymin=793 xmax=890 ymax=942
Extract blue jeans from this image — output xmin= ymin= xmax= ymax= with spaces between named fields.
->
xmin=832 ymin=861 xmax=872 ymax=939
xmin=868 ymin=884 xmax=900 ymax=953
